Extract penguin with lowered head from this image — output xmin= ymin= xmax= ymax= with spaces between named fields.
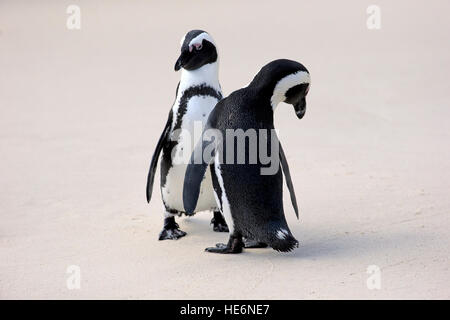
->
xmin=183 ymin=59 xmax=310 ymax=253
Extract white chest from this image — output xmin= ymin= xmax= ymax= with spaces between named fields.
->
xmin=161 ymin=94 xmax=221 ymax=212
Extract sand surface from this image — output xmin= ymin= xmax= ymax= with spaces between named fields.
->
xmin=1 ymin=0 xmax=449 ymax=299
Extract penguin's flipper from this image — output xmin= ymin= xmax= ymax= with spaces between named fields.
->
xmin=146 ymin=111 xmax=173 ymax=203
xmin=279 ymin=143 xmax=299 ymax=219
xmin=183 ymin=138 xmax=217 ymax=214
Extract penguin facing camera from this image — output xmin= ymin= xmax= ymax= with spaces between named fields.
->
xmin=146 ymin=30 xmax=229 ymax=240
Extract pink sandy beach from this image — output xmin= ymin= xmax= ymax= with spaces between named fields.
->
xmin=1 ymin=0 xmax=449 ymax=299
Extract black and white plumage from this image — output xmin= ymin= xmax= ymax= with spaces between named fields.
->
xmin=146 ymin=30 xmax=228 ymax=240
xmin=183 ymin=59 xmax=311 ymax=253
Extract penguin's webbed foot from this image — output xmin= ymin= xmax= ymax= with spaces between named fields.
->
xmin=211 ymin=211 xmax=229 ymax=232
xmin=205 ymin=243 xmax=240 ymax=254
xmin=243 ymin=238 xmax=268 ymax=249
xmin=205 ymin=233 xmax=243 ymax=254
xmin=158 ymin=216 xmax=186 ymax=240
xmin=205 ymin=243 xmax=227 ymax=253
xmin=159 ymin=228 xmax=186 ymax=240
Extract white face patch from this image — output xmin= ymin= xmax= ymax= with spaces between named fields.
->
xmin=270 ymin=71 xmax=310 ymax=109
xmin=188 ymin=32 xmax=216 ymax=48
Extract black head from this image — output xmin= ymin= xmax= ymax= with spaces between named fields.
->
xmin=249 ymin=59 xmax=311 ymax=119
xmin=174 ymin=30 xmax=218 ymax=71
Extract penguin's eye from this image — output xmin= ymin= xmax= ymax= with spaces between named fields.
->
xmin=188 ymin=43 xmax=203 ymax=52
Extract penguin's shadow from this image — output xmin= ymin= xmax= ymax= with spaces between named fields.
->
xmin=252 ymin=228 xmax=427 ymax=260
xmin=180 ymin=217 xmax=427 ymax=260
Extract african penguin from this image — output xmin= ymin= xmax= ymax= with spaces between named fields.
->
xmin=183 ymin=59 xmax=311 ymax=253
xmin=146 ymin=30 xmax=228 ymax=240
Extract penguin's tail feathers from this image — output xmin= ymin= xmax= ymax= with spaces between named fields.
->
xmin=269 ymin=228 xmax=299 ymax=253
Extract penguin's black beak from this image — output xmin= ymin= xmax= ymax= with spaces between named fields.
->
xmin=293 ymin=98 xmax=306 ymax=119
xmin=174 ymin=51 xmax=188 ymax=71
